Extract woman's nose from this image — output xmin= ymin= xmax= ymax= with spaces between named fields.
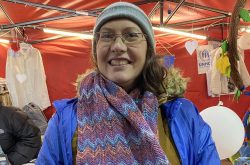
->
xmin=110 ymin=37 xmax=127 ymax=53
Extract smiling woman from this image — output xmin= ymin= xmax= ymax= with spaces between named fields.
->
xmin=96 ymin=19 xmax=148 ymax=92
xmin=36 ymin=2 xmax=220 ymax=165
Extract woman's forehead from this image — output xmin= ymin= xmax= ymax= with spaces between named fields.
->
xmin=100 ymin=19 xmax=142 ymax=32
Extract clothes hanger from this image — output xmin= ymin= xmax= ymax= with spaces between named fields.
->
xmin=10 ymin=28 xmax=20 ymax=52
xmin=19 ymin=27 xmax=31 ymax=48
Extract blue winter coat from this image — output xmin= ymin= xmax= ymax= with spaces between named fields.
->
xmin=36 ymin=98 xmax=220 ymax=165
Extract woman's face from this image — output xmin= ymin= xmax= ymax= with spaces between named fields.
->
xmin=96 ymin=19 xmax=147 ymax=92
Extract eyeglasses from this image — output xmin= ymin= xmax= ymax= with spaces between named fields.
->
xmin=95 ymin=32 xmax=147 ymax=44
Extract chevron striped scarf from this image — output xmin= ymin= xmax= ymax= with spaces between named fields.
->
xmin=76 ymin=71 xmax=169 ymax=164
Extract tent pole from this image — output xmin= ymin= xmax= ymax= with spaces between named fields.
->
xmin=160 ymin=0 xmax=164 ymax=26
xmin=1 ymin=13 xmax=79 ymax=29
xmin=164 ymin=0 xmax=186 ymax=25
xmin=0 ymin=3 xmax=23 ymax=37
xmin=167 ymin=15 xmax=227 ymax=26
xmin=148 ymin=2 xmax=160 ymax=19
xmin=2 ymin=0 xmax=158 ymax=15
xmin=166 ymin=0 xmax=231 ymax=16
xmin=2 ymin=0 xmax=97 ymax=16
xmin=86 ymin=0 xmax=161 ymax=14
xmin=1 ymin=0 xmax=158 ymax=30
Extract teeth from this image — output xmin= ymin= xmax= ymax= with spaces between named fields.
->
xmin=110 ymin=59 xmax=129 ymax=66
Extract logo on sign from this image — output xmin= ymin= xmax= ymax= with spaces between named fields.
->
xmin=199 ymin=49 xmax=210 ymax=61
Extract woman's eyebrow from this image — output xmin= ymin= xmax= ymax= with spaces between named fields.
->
xmin=99 ymin=27 xmax=113 ymax=32
xmin=124 ymin=27 xmax=140 ymax=30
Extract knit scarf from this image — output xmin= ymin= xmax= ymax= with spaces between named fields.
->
xmin=76 ymin=72 xmax=169 ymax=165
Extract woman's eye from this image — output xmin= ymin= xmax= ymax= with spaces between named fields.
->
xmin=100 ymin=33 xmax=114 ymax=39
xmin=126 ymin=33 xmax=139 ymax=38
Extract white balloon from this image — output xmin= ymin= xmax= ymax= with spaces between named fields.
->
xmin=200 ymin=106 xmax=244 ymax=160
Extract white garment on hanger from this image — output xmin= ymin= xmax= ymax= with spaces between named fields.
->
xmin=238 ymin=48 xmax=250 ymax=87
xmin=209 ymin=47 xmax=229 ymax=96
xmin=5 ymin=43 xmax=50 ymax=110
xmin=207 ymin=47 xmax=250 ymax=96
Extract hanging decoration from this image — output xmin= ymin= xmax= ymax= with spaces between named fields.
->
xmin=227 ymin=0 xmax=247 ymax=100
xmin=220 ymin=40 xmax=228 ymax=55
xmin=216 ymin=41 xmax=231 ymax=77
xmin=163 ymin=55 xmax=175 ymax=68
xmin=185 ymin=40 xmax=198 ymax=55
xmin=216 ymin=52 xmax=231 ymax=78
xmin=167 ymin=3 xmax=172 ymax=14
xmin=239 ymin=8 xmax=250 ymax=22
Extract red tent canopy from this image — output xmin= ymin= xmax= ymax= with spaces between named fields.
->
xmin=0 ymin=0 xmax=250 ymax=119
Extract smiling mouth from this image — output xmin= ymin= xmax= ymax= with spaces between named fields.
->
xmin=109 ymin=59 xmax=131 ymax=66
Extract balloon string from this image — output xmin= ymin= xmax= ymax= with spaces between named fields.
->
xmin=217 ymin=95 xmax=223 ymax=106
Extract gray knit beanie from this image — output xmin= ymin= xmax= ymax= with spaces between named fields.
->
xmin=92 ymin=2 xmax=155 ymax=58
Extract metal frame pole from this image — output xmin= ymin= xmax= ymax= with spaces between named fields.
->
xmin=1 ymin=13 xmax=77 ymax=29
xmin=167 ymin=15 xmax=227 ymax=26
xmin=2 ymin=0 xmax=160 ymax=15
xmin=164 ymin=0 xmax=186 ymax=25
xmin=166 ymin=0 xmax=231 ymax=16
xmin=2 ymin=0 xmax=98 ymax=16
xmin=1 ymin=0 xmax=156 ymax=30
xmin=148 ymin=1 xmax=160 ymax=19
xmin=0 ymin=2 xmax=23 ymax=37
xmin=160 ymin=0 xmax=164 ymax=26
